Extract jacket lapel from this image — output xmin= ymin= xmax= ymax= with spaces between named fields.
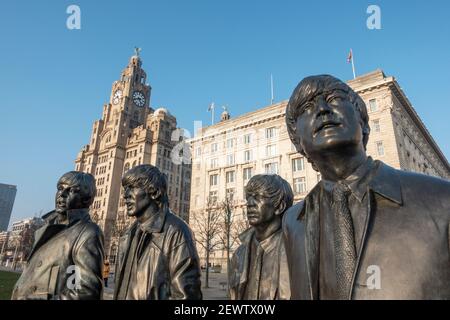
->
xmin=348 ymin=162 xmax=403 ymax=298
xmin=115 ymin=224 xmax=135 ymax=288
xmin=236 ymin=228 xmax=253 ymax=299
xmin=268 ymin=233 xmax=281 ymax=299
xmin=28 ymin=211 xmax=65 ymax=260
xmin=304 ymin=185 xmax=321 ymax=300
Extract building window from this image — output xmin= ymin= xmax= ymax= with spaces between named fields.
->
xmin=211 ymin=143 xmax=218 ymax=153
xmin=226 ymin=171 xmax=235 ymax=184
xmin=208 ymin=191 xmax=218 ymax=206
xmin=243 ymin=167 xmax=253 ymax=181
xmin=265 ymin=162 xmax=279 ymax=174
xmin=195 ymin=147 xmax=201 ymax=157
xmin=293 ymin=177 xmax=307 ymax=194
xmin=226 ymin=154 xmax=235 ymax=166
xmin=195 ymin=177 xmax=200 ymax=187
xmin=372 ymin=119 xmax=381 ymax=133
xmin=195 ymin=195 xmax=200 ymax=206
xmin=243 ymin=133 xmax=252 ymax=144
xmin=266 ymin=127 xmax=277 ymax=139
xmin=226 ymin=188 xmax=235 ymax=202
xmin=226 ymin=138 xmax=234 ymax=149
xmin=292 ymin=157 xmax=305 ymax=172
xmin=266 ymin=144 xmax=277 ymax=157
xmin=376 ymin=141 xmax=385 ymax=156
xmin=369 ymin=99 xmax=378 ymax=112
xmin=210 ymin=158 xmax=218 ymax=168
xmin=210 ymin=174 xmax=218 ymax=186
xmin=244 ymin=150 xmax=252 ymax=162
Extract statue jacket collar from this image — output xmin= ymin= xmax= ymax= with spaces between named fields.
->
xmin=28 ymin=208 xmax=91 ymax=260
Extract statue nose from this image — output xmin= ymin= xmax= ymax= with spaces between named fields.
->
xmin=316 ymin=100 xmax=333 ymax=118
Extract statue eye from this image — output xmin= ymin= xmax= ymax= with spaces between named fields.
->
xmin=300 ymin=103 xmax=314 ymax=115
xmin=327 ymin=94 xmax=344 ymax=104
xmin=67 ymin=186 xmax=80 ymax=193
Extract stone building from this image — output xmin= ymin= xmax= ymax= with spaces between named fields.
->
xmin=0 ymin=231 xmax=9 ymax=259
xmin=188 ymin=69 xmax=450 ymax=269
xmin=3 ymin=217 xmax=44 ymax=268
xmin=75 ymin=51 xmax=191 ymax=261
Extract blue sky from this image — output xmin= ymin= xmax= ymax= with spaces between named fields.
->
xmin=1 ymin=0 xmax=449 ymax=225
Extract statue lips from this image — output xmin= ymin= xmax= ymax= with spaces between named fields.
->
xmin=246 ymin=208 xmax=259 ymax=220
xmin=314 ymin=119 xmax=342 ymax=136
xmin=56 ymin=199 xmax=66 ymax=209
xmin=125 ymin=202 xmax=134 ymax=210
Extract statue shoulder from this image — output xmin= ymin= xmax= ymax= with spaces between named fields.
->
xmin=393 ymin=166 xmax=450 ymax=204
xmin=282 ymin=201 xmax=305 ymax=230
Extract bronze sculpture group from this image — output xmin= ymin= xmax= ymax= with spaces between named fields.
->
xmin=11 ymin=75 xmax=450 ymax=300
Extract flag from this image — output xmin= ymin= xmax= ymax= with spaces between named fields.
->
xmin=208 ymin=102 xmax=215 ymax=111
xmin=347 ymin=49 xmax=353 ymax=63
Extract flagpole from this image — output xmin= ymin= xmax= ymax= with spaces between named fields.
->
xmin=351 ymin=49 xmax=356 ymax=79
xmin=270 ymin=74 xmax=274 ymax=104
xmin=209 ymin=102 xmax=215 ymax=125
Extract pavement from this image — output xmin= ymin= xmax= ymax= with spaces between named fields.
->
xmin=103 ymin=271 xmax=229 ymax=300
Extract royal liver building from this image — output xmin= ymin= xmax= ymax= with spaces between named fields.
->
xmin=75 ymin=50 xmax=191 ymax=261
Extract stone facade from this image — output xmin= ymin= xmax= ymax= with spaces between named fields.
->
xmin=189 ymin=69 xmax=450 ymax=269
xmin=75 ymin=53 xmax=191 ymax=261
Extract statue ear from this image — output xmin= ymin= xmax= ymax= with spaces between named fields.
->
xmin=363 ymin=124 xmax=370 ymax=135
xmin=150 ymin=189 xmax=162 ymax=201
xmin=275 ymin=202 xmax=286 ymax=216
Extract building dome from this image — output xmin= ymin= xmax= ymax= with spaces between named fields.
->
xmin=221 ymin=110 xmax=230 ymax=121
xmin=154 ymin=107 xmax=171 ymax=116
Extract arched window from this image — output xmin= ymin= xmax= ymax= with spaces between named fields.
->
xmin=124 ymin=162 xmax=130 ymax=173
xmin=132 ymin=160 xmax=137 ymax=168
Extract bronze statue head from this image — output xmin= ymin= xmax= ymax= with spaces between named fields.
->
xmin=121 ymin=164 xmax=169 ymax=218
xmin=55 ymin=171 xmax=96 ymax=215
xmin=244 ymin=174 xmax=293 ymax=227
xmin=286 ymin=75 xmax=370 ymax=168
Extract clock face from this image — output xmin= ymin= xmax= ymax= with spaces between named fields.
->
xmin=132 ymin=91 xmax=146 ymax=107
xmin=113 ymin=89 xmax=122 ymax=104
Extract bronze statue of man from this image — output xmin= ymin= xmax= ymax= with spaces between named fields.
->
xmin=283 ymin=75 xmax=450 ymax=299
xmin=113 ymin=164 xmax=202 ymax=300
xmin=229 ymin=174 xmax=292 ymax=300
xmin=12 ymin=171 xmax=105 ymax=300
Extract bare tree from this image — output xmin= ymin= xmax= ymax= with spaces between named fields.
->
xmin=11 ymin=220 xmax=42 ymax=270
xmin=191 ymin=198 xmax=222 ymax=288
xmin=109 ymin=210 xmax=130 ymax=264
xmin=218 ymin=196 xmax=248 ymax=291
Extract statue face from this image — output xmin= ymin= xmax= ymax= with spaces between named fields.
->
xmin=123 ymin=184 xmax=152 ymax=218
xmin=295 ymin=88 xmax=364 ymax=158
xmin=245 ymin=191 xmax=276 ymax=227
xmin=55 ymin=182 xmax=85 ymax=214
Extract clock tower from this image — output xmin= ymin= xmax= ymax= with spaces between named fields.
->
xmin=75 ymin=50 xmax=192 ymax=261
